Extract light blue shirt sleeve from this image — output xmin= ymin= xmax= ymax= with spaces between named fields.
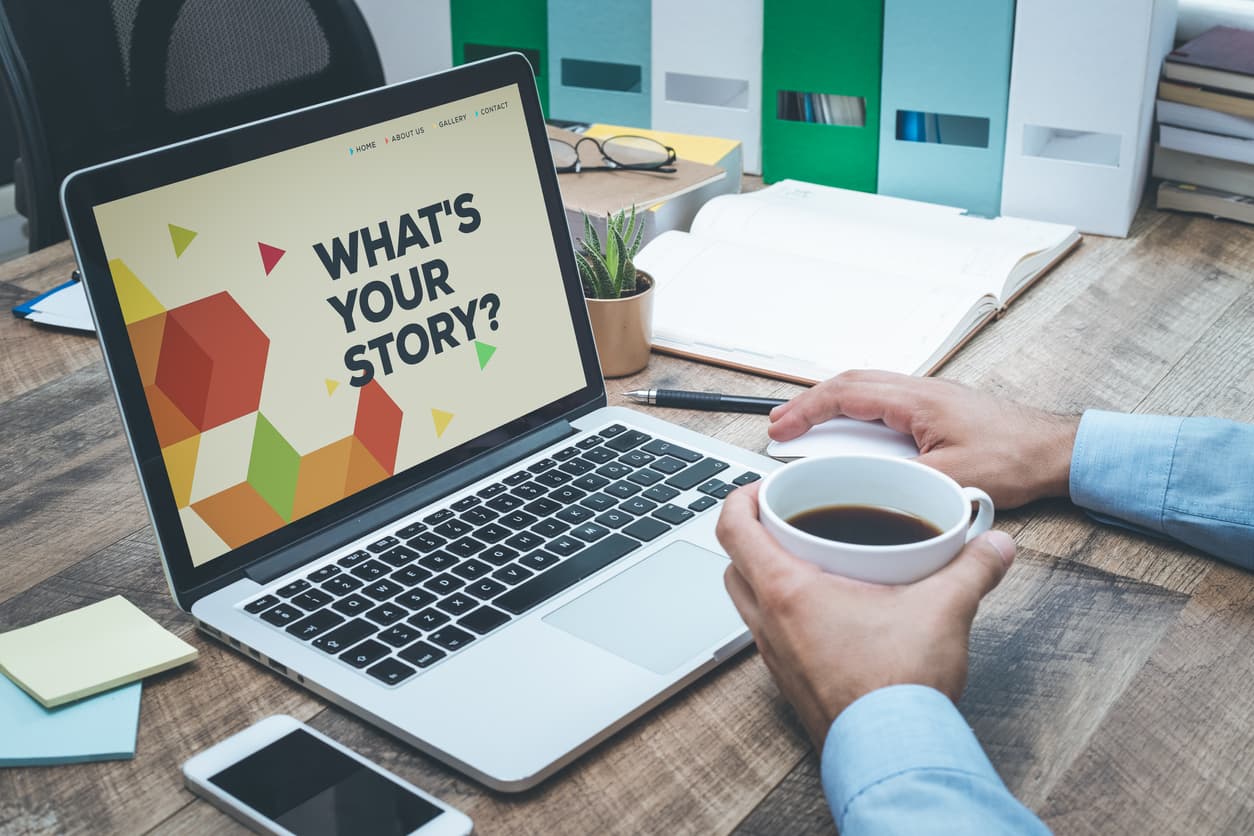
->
xmin=1070 ymin=410 xmax=1254 ymax=570
xmin=821 ymin=685 xmax=1050 ymax=835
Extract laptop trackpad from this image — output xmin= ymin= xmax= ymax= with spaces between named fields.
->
xmin=543 ymin=540 xmax=744 ymax=675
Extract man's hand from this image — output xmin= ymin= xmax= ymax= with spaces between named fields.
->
xmin=716 ymin=482 xmax=1016 ymax=750
xmin=769 ymin=370 xmax=1080 ymax=508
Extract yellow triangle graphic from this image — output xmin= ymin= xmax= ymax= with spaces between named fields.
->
xmin=431 ymin=409 xmax=454 ymax=438
xmin=109 ymin=258 xmax=164 ymax=324
xmin=168 ymin=224 xmax=197 ymax=258
xmin=162 ymin=434 xmax=200 ymax=508
xmin=325 ymin=379 xmax=339 ymax=395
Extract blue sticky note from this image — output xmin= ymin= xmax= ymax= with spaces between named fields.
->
xmin=0 ymin=674 xmax=141 ymax=766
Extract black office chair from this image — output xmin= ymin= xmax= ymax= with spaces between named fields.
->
xmin=0 ymin=0 xmax=383 ymax=252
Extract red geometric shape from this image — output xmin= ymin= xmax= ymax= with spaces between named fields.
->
xmin=144 ymin=385 xmax=199 ymax=448
xmin=154 ymin=292 xmax=269 ymax=432
xmin=258 ymin=242 xmax=285 ymax=276
xmin=353 ymin=380 xmax=402 ymax=475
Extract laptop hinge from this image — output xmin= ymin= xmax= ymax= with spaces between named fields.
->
xmin=244 ymin=419 xmax=578 ymax=585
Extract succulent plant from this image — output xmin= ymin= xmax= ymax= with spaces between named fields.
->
xmin=575 ymin=205 xmax=647 ymax=300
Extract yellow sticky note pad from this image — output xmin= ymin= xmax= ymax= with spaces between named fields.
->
xmin=0 ymin=596 xmax=198 ymax=708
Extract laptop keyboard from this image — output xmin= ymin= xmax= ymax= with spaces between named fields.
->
xmin=240 ymin=423 xmax=761 ymax=687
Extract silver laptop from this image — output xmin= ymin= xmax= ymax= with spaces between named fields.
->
xmin=61 ymin=54 xmax=775 ymax=790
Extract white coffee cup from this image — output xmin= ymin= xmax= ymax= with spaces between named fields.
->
xmin=758 ymin=455 xmax=994 ymax=584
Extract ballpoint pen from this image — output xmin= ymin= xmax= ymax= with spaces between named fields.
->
xmin=624 ymin=388 xmax=787 ymax=416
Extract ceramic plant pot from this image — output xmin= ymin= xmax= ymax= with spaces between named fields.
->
xmin=585 ymin=271 xmax=654 ymax=378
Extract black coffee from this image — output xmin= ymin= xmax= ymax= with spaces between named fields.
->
xmin=787 ymin=504 xmax=943 ymax=546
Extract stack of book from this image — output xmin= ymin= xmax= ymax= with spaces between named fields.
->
xmin=1153 ymin=25 xmax=1254 ymax=226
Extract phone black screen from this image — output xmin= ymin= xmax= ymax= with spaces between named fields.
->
xmin=209 ymin=729 xmax=442 ymax=835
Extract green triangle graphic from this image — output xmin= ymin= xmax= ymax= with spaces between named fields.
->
xmin=474 ymin=341 xmax=496 ymax=370
xmin=168 ymin=224 xmax=197 ymax=258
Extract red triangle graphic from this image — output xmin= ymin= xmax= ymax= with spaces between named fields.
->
xmin=258 ymin=242 xmax=286 ymax=276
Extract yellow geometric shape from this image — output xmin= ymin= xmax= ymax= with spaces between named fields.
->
xmin=109 ymin=258 xmax=164 ymax=325
xmin=431 ymin=408 xmax=454 ymax=438
xmin=127 ymin=312 xmax=167 ymax=386
xmin=162 ymin=434 xmax=201 ymax=508
xmin=292 ymin=437 xmax=354 ymax=520
xmin=325 ymin=379 xmax=339 ymax=396
xmin=168 ymin=224 xmax=197 ymax=258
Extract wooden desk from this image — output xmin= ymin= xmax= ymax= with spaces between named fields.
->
xmin=2 ymin=206 xmax=1253 ymax=835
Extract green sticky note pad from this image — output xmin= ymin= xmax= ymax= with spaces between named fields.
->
xmin=0 ymin=596 xmax=198 ymax=708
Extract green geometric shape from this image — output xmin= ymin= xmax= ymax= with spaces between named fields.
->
xmin=247 ymin=413 xmax=300 ymax=522
xmin=168 ymin=224 xmax=198 ymax=258
xmin=475 ymin=340 xmax=496 ymax=370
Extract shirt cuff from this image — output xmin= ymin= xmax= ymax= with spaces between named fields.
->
xmin=820 ymin=685 xmax=1003 ymax=826
xmin=1069 ymin=409 xmax=1184 ymax=535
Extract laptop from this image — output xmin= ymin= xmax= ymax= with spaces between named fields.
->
xmin=61 ymin=54 xmax=776 ymax=790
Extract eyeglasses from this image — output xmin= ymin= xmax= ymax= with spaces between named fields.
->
xmin=550 ymin=135 xmax=677 ymax=174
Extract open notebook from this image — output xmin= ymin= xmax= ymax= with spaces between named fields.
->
xmin=634 ymin=181 xmax=1080 ymax=384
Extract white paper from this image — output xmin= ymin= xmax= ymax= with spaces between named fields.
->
xmin=22 ymin=282 xmax=94 ymax=332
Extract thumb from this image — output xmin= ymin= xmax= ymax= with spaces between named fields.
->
xmin=926 ymin=530 xmax=1016 ymax=609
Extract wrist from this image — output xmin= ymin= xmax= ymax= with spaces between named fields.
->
xmin=1030 ymin=413 xmax=1080 ymax=500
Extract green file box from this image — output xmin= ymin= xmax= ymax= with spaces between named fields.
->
xmin=761 ymin=0 xmax=883 ymax=190
xmin=450 ymin=0 xmax=549 ymax=115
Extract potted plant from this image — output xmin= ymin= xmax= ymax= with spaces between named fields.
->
xmin=575 ymin=206 xmax=654 ymax=378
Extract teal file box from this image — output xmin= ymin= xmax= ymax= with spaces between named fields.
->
xmin=450 ymin=0 xmax=549 ymax=115
xmin=761 ymin=0 xmax=883 ymax=191
xmin=876 ymin=0 xmax=1014 ymax=216
xmin=548 ymin=0 xmax=651 ymax=127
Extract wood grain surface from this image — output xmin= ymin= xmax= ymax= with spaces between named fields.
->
xmin=2 ymin=199 xmax=1253 ymax=835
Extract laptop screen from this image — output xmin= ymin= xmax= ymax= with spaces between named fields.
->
xmin=89 ymin=82 xmax=587 ymax=569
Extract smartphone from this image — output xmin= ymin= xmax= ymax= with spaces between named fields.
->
xmin=183 ymin=715 xmax=473 ymax=836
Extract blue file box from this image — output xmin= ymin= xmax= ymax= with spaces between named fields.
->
xmin=548 ymin=0 xmax=652 ymax=127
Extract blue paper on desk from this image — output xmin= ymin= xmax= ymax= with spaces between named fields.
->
xmin=0 ymin=673 xmax=141 ymax=766
xmin=12 ymin=277 xmax=94 ymax=332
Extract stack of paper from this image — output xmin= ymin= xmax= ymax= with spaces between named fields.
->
xmin=12 ymin=278 xmax=93 ymax=332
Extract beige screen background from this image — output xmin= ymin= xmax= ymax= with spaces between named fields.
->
xmin=93 ymin=83 xmax=586 ymax=566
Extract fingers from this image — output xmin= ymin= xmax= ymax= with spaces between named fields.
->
xmin=723 ymin=564 xmax=761 ymax=632
xmin=715 ymin=483 xmax=817 ymax=591
xmin=767 ymin=371 xmax=925 ymax=442
xmin=923 ymin=530 xmax=1016 ymax=611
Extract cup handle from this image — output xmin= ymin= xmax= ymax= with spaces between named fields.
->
xmin=962 ymin=487 xmax=995 ymax=542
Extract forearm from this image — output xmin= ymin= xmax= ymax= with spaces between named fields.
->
xmin=821 ymin=685 xmax=1049 ymax=835
xmin=1070 ymin=411 xmax=1254 ymax=570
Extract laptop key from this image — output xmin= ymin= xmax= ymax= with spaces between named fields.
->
xmin=367 ymin=535 xmax=400 ymax=553
xmin=597 ymin=462 xmax=633 ymax=480
xmin=580 ymin=492 xmax=617 ymax=512
xmin=493 ymin=564 xmax=534 ymax=585
xmin=573 ymin=474 xmax=611 ymax=492
xmin=641 ymin=439 xmax=702 ymax=462
xmin=424 ymin=509 xmax=454 ymax=525
xmin=459 ymin=605 xmax=509 ymax=634
xmin=600 ymin=423 xmax=627 ymax=437
xmin=575 ymin=435 xmax=604 ymax=449
xmin=496 ymin=533 xmax=638 ymax=616
xmin=503 ymin=471 xmax=531 ymax=486
xmin=688 ymin=495 xmax=719 ymax=512
xmin=366 ymin=658 xmax=416 ymax=686
xmin=711 ymin=483 xmax=736 ymax=499
xmin=556 ymin=505 xmax=595 ymax=524
xmin=313 ymin=619 xmax=374 ymax=653
xmin=398 ymin=640 xmax=446 ymax=668
xmin=604 ymin=480 xmax=641 ymax=500
xmin=559 ymin=458 xmax=595 ymax=476
xmin=520 ymin=550 xmax=561 ymax=571
xmin=452 ymin=558 xmax=492 ymax=580
xmin=395 ymin=589 xmax=437 ymax=610
xmin=618 ymin=450 xmax=655 ymax=468
xmin=473 ymin=523 xmax=512 ymax=544
xmin=467 ymin=579 xmax=507 ymax=600
xmin=623 ymin=517 xmax=670 ymax=542
xmin=698 ymin=479 xmax=730 ymax=496
xmin=528 ymin=458 xmax=558 ymax=474
xmin=418 ymin=550 xmax=458 ymax=571
xmin=409 ymin=608 xmax=449 ymax=630
xmin=733 ymin=471 xmax=762 ymax=486
xmin=643 ymin=484 xmax=681 ymax=503
xmin=595 ymin=509 xmax=633 ymax=529
xmin=480 ymin=545 xmax=519 ymax=566
xmin=261 ymin=603 xmax=302 ymax=626
xmin=245 ymin=594 xmax=280 ymax=614
xmin=437 ymin=593 xmax=477 ymax=616
xmin=407 ymin=532 xmax=448 ymax=553
xmin=332 ymin=594 xmax=372 ymax=616
xmin=604 ymin=429 xmax=651 ymax=452
xmin=429 ymin=626 xmax=475 ymax=652
xmin=341 ymin=640 xmax=389 ymax=669
xmin=582 ymin=447 xmax=616 ymax=465
xmin=486 ymin=494 xmax=524 ymax=512
xmin=446 ymin=536 xmax=486 ymax=558
xmin=451 ymin=495 xmax=481 ymax=512
xmin=290 ymin=589 xmax=333 ymax=611
xmin=478 ymin=481 xmax=508 ymax=498
xmin=532 ymin=518 xmax=570 ymax=538
xmin=337 ymin=550 xmax=371 ymax=567
xmin=286 ymin=608 xmax=345 ymax=640
xmin=391 ymin=565 xmax=433 ymax=586
xmin=362 ymin=579 xmax=404 ymax=601
xmin=535 ymin=470 xmax=572 ymax=488
xmin=619 ymin=497 xmax=659 ymax=516
xmin=571 ymin=522 xmax=611 ymax=543
xmin=434 ymin=518 xmax=473 ymax=538
xmin=276 ymin=579 xmax=310 ymax=598
xmin=654 ymin=504 xmax=696 ymax=525
xmin=350 ymin=560 xmax=389 ymax=581
xmin=648 ymin=457 xmax=687 ymax=475
xmin=553 ymin=445 xmax=581 ymax=461
xmin=665 ymin=457 xmax=729 ymax=490
xmin=523 ymin=497 xmax=563 ymax=516
xmin=366 ymin=602 xmax=408 ymax=626
xmin=307 ymin=564 xmax=341 ymax=583
xmin=395 ymin=522 xmax=427 ymax=539
xmin=505 ymin=531 xmax=545 ymax=551
xmin=512 ymin=482 xmax=545 ymax=500
xmin=627 ymin=469 xmax=664 ymax=486
xmin=423 ymin=573 xmax=466 ymax=594
xmin=462 ymin=506 xmax=498 ymax=526
xmin=379 ymin=623 xmax=422 ymax=648
xmin=548 ymin=535 xmax=584 ymax=556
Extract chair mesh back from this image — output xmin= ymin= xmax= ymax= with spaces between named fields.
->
xmin=164 ymin=0 xmax=330 ymax=113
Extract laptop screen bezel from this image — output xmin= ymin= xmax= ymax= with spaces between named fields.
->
xmin=61 ymin=54 xmax=608 ymax=606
